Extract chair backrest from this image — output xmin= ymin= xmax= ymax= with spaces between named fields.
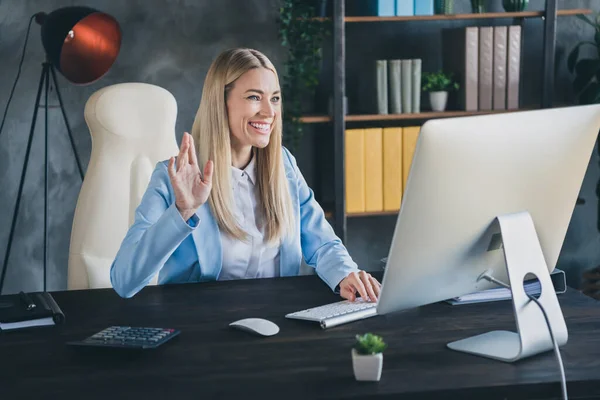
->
xmin=68 ymin=82 xmax=179 ymax=290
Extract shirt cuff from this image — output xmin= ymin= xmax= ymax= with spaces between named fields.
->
xmin=170 ymin=204 xmax=200 ymax=230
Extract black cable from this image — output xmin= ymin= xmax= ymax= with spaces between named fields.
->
xmin=527 ymin=293 xmax=568 ymax=400
xmin=480 ymin=273 xmax=567 ymax=400
xmin=0 ymin=14 xmax=36 ymax=139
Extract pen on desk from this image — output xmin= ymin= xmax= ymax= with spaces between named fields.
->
xmin=19 ymin=291 xmax=36 ymax=310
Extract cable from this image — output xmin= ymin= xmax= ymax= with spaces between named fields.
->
xmin=527 ymin=293 xmax=568 ymax=400
xmin=478 ymin=273 xmax=567 ymax=400
xmin=0 ymin=14 xmax=36 ymax=139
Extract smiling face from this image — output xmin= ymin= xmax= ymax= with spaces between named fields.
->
xmin=226 ymin=67 xmax=281 ymax=156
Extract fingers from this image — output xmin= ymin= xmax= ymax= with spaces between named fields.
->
xmin=340 ymin=285 xmax=356 ymax=302
xmin=341 ymin=271 xmax=380 ymax=302
xmin=168 ymin=157 xmax=176 ymax=180
xmin=188 ymin=132 xmax=199 ymax=166
xmin=358 ymin=271 xmax=378 ymax=302
xmin=348 ymin=273 xmax=369 ymax=302
xmin=371 ymin=276 xmax=382 ymax=298
xmin=178 ymin=134 xmax=190 ymax=172
xmin=176 ymin=133 xmax=186 ymax=171
xmin=203 ymin=160 xmax=214 ymax=184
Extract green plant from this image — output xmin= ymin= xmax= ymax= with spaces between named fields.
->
xmin=354 ymin=333 xmax=387 ymax=355
xmin=502 ymin=0 xmax=529 ymax=12
xmin=278 ymin=0 xmax=330 ymax=152
xmin=422 ymin=70 xmax=459 ymax=93
xmin=567 ymin=13 xmax=600 ymax=104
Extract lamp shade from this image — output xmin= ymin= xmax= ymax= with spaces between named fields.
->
xmin=37 ymin=6 xmax=121 ymax=85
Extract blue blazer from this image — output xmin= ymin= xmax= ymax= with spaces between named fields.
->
xmin=110 ymin=147 xmax=359 ymax=298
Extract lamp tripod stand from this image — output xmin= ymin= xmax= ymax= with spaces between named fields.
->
xmin=0 ymin=60 xmax=85 ymax=294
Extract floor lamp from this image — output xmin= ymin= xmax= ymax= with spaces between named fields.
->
xmin=0 ymin=6 xmax=121 ymax=294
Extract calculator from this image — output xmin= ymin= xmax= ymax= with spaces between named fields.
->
xmin=67 ymin=326 xmax=180 ymax=349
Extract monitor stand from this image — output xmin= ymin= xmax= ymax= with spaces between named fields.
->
xmin=447 ymin=211 xmax=568 ymax=362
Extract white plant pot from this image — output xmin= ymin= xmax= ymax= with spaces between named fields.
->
xmin=429 ymin=91 xmax=448 ymax=112
xmin=352 ymin=349 xmax=383 ymax=381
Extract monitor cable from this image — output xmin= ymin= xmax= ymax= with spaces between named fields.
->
xmin=481 ymin=273 xmax=567 ymax=400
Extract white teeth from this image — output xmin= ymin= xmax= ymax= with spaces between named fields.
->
xmin=249 ymin=122 xmax=270 ymax=132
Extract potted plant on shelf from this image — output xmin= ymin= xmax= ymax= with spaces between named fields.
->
xmin=352 ymin=333 xmax=387 ymax=382
xmin=422 ymin=70 xmax=459 ymax=112
xmin=503 ymin=0 xmax=529 ymax=12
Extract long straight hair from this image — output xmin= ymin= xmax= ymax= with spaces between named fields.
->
xmin=191 ymin=48 xmax=294 ymax=245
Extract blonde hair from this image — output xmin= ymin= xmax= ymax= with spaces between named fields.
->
xmin=191 ymin=48 xmax=294 ymax=245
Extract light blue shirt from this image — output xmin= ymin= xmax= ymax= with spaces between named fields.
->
xmin=110 ymin=147 xmax=360 ymax=298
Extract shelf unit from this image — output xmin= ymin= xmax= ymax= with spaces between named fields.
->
xmin=319 ymin=0 xmax=592 ymax=243
xmin=300 ymin=108 xmax=538 ymax=123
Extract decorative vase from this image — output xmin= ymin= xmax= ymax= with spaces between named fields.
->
xmin=429 ymin=91 xmax=448 ymax=112
xmin=434 ymin=0 xmax=454 ymax=15
xmin=503 ymin=0 xmax=529 ymax=12
xmin=470 ymin=0 xmax=485 ymax=13
xmin=352 ymin=349 xmax=383 ymax=381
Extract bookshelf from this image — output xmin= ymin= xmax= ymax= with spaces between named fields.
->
xmin=300 ymin=108 xmax=536 ymax=123
xmin=318 ymin=0 xmax=592 ymax=243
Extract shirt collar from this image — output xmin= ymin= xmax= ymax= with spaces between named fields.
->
xmin=231 ymin=152 xmax=257 ymax=186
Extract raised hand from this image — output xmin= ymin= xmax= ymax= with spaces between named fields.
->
xmin=168 ymin=132 xmax=214 ymax=221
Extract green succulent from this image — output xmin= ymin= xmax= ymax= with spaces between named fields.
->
xmin=354 ymin=333 xmax=387 ymax=355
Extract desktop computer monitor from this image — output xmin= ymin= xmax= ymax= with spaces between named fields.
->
xmin=376 ymin=104 xmax=600 ymax=317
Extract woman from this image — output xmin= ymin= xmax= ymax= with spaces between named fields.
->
xmin=110 ymin=48 xmax=381 ymax=301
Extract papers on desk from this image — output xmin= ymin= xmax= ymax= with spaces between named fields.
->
xmin=0 ymin=317 xmax=55 ymax=331
xmin=379 ymin=258 xmax=567 ymax=306
xmin=446 ymin=268 xmax=567 ymax=305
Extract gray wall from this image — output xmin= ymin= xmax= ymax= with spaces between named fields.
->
xmin=0 ymin=0 xmax=599 ymax=294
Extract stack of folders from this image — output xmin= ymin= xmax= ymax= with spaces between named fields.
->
xmin=442 ymin=25 xmax=522 ymax=111
xmin=0 ymin=291 xmax=65 ymax=331
xmin=371 ymin=59 xmax=422 ymax=115
xmin=380 ymin=258 xmax=566 ymax=305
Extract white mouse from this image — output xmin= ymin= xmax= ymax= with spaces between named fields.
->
xmin=229 ymin=318 xmax=280 ymax=337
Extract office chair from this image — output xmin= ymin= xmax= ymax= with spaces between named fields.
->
xmin=68 ymin=82 xmax=179 ymax=289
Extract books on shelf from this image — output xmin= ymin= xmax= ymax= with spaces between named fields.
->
xmin=442 ymin=25 xmax=521 ymax=112
xmin=347 ymin=0 xmax=433 ymax=16
xmin=364 ymin=58 xmax=421 ymax=116
xmin=345 ymin=126 xmax=421 ymax=214
xmin=376 ymin=60 xmax=388 ymax=114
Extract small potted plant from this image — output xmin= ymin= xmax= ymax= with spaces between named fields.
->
xmin=422 ymin=70 xmax=459 ymax=112
xmin=352 ymin=333 xmax=387 ymax=381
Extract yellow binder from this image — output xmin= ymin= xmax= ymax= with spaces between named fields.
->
xmin=364 ymin=128 xmax=383 ymax=212
xmin=402 ymin=126 xmax=421 ymax=194
xmin=345 ymin=129 xmax=365 ymax=213
xmin=382 ymin=127 xmax=403 ymax=211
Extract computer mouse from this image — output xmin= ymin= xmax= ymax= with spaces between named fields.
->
xmin=229 ymin=318 xmax=280 ymax=337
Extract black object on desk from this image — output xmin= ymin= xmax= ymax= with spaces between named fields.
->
xmin=0 ymin=291 xmax=65 ymax=331
xmin=67 ymin=326 xmax=180 ymax=349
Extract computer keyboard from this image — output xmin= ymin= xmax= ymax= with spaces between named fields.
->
xmin=285 ymin=298 xmax=378 ymax=329
xmin=67 ymin=326 xmax=180 ymax=349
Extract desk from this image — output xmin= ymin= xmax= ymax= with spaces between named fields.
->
xmin=2 ymin=274 xmax=600 ymax=399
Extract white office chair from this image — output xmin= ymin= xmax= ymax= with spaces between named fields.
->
xmin=68 ymin=82 xmax=179 ymax=290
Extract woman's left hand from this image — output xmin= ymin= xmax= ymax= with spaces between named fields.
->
xmin=339 ymin=271 xmax=381 ymax=302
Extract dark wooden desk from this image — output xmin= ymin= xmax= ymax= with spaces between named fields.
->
xmin=2 ymin=274 xmax=600 ymax=400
